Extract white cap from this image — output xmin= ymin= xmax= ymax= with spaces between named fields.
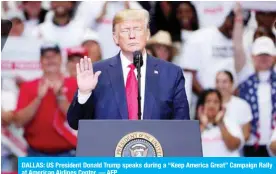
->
xmin=81 ymin=29 xmax=100 ymax=44
xmin=252 ymin=36 xmax=275 ymax=56
xmin=5 ymin=10 xmax=25 ymax=21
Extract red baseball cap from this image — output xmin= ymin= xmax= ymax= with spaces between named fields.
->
xmin=66 ymin=47 xmax=88 ymax=59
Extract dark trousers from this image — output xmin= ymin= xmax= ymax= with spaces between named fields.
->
xmin=243 ymin=145 xmax=269 ymax=157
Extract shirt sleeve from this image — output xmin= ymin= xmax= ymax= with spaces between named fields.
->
xmin=224 ymin=117 xmax=245 ymax=150
xmin=78 ymin=90 xmax=92 ymax=104
xmin=239 ymin=99 xmax=253 ymax=125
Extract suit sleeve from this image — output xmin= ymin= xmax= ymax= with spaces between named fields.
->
xmin=172 ymin=67 xmax=190 ymax=120
xmin=67 ymin=90 xmax=94 ymax=130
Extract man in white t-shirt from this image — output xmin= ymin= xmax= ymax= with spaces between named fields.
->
xmin=180 ymin=10 xmax=241 ymax=95
xmin=33 ymin=1 xmax=86 ymax=50
xmin=238 ymin=36 xmax=276 ymax=157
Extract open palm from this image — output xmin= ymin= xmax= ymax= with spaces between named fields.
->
xmin=76 ymin=57 xmax=101 ymax=94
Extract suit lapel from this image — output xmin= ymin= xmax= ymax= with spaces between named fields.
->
xmin=143 ymin=55 xmax=159 ymax=119
xmin=107 ymin=54 xmax=128 ymax=119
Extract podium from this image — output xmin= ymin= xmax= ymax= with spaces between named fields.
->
xmin=76 ymin=120 xmax=202 ymax=157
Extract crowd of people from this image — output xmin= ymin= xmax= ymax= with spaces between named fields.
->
xmin=1 ymin=1 xmax=276 ymax=172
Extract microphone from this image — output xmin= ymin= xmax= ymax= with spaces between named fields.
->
xmin=133 ymin=51 xmax=143 ymax=120
xmin=133 ymin=51 xmax=143 ymax=68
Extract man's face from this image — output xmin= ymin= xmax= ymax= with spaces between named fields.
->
xmin=113 ymin=20 xmax=149 ymax=53
xmin=253 ymin=54 xmax=274 ymax=71
xmin=51 ymin=1 xmax=73 ymax=16
xmin=152 ymin=44 xmax=170 ymax=61
xmin=67 ymin=56 xmax=81 ymax=77
xmin=82 ymin=41 xmax=101 ymax=62
xmin=40 ymin=50 xmax=62 ymax=74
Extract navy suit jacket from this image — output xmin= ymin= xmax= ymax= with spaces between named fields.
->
xmin=67 ymin=53 xmax=190 ymax=130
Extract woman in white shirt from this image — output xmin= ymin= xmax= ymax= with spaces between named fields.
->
xmin=22 ymin=1 xmax=48 ymax=34
xmin=216 ymin=70 xmax=253 ymax=141
xmin=197 ymin=89 xmax=244 ymax=157
xmin=173 ymin=2 xmax=199 ymax=65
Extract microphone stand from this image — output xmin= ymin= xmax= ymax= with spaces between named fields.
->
xmin=133 ymin=51 xmax=143 ymax=120
xmin=137 ymin=58 xmax=142 ymax=120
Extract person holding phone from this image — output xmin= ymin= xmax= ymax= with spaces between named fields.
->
xmin=197 ymin=89 xmax=244 ymax=157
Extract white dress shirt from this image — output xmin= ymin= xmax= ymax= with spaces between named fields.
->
xmin=78 ymin=51 xmax=147 ymax=119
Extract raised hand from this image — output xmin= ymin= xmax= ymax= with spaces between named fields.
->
xmin=96 ymin=2 xmax=108 ymax=23
xmin=197 ymin=106 xmax=208 ymax=127
xmin=102 ymin=2 xmax=108 ymax=16
xmin=233 ymin=2 xmax=242 ymax=17
xmin=50 ymin=79 xmax=64 ymax=95
xmin=76 ymin=56 xmax=101 ymax=94
xmin=215 ymin=107 xmax=226 ymax=125
xmin=233 ymin=2 xmax=244 ymax=23
xmin=38 ymin=79 xmax=50 ymax=99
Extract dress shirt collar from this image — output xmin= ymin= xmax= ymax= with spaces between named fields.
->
xmin=120 ymin=51 xmax=147 ymax=69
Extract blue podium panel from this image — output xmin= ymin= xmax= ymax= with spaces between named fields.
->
xmin=76 ymin=120 xmax=202 ymax=157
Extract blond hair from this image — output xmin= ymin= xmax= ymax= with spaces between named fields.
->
xmin=112 ymin=9 xmax=150 ymax=32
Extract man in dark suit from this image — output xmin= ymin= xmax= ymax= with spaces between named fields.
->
xmin=67 ymin=9 xmax=190 ymax=130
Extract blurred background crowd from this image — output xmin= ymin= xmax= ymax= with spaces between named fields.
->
xmin=1 ymin=1 xmax=276 ymax=172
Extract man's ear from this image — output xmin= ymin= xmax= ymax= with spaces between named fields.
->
xmin=113 ymin=32 xmax=119 ymax=46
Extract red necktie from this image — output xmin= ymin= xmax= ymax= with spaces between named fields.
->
xmin=126 ymin=64 xmax=138 ymax=120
